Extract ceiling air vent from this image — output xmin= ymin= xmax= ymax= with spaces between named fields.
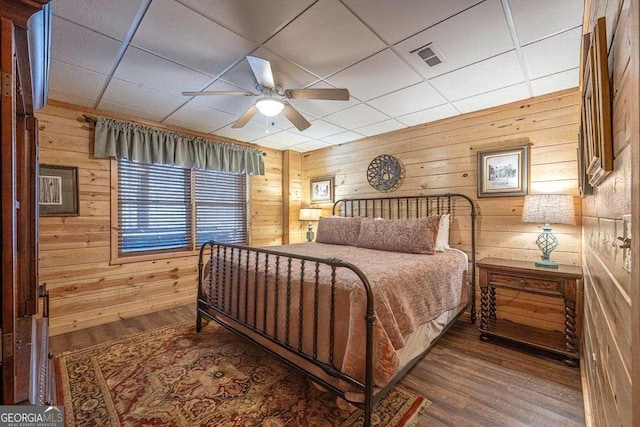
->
xmin=412 ymin=43 xmax=445 ymax=67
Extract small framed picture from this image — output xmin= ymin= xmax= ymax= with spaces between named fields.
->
xmin=477 ymin=145 xmax=529 ymax=198
xmin=310 ymin=176 xmax=334 ymax=203
xmin=39 ymin=164 xmax=79 ymax=216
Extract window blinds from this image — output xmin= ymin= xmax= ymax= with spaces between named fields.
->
xmin=195 ymin=169 xmax=247 ymax=246
xmin=117 ymin=160 xmax=248 ymax=255
xmin=118 ymin=160 xmax=192 ymax=253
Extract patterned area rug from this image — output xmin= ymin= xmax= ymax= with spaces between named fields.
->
xmin=56 ymin=321 xmax=430 ymax=426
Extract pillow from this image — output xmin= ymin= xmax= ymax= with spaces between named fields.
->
xmin=356 ymin=217 xmax=440 ymax=254
xmin=435 ymin=214 xmax=451 ymax=252
xmin=316 ymin=217 xmax=361 ymax=246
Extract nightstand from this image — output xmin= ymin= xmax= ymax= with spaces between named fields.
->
xmin=477 ymin=257 xmax=583 ymax=366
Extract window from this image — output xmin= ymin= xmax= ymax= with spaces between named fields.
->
xmin=117 ymin=159 xmax=247 ymax=257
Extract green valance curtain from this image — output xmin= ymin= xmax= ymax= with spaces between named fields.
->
xmin=94 ymin=117 xmax=265 ymax=175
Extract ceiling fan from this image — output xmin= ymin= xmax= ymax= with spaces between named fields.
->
xmin=182 ymin=56 xmax=350 ymax=131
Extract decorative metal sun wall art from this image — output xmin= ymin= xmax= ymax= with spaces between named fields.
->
xmin=366 ymin=154 xmax=405 ymax=192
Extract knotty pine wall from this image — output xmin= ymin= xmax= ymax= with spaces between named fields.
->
xmin=37 ymin=101 xmax=284 ymax=336
xmin=300 ymin=89 xmax=582 ymax=334
xmin=580 ymin=0 xmax=637 ymax=425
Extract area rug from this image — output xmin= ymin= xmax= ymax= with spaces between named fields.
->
xmin=55 ymin=321 xmax=430 ymax=426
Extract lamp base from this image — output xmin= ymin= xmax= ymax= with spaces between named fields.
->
xmin=535 ymin=259 xmax=558 ymax=268
xmin=306 ymin=222 xmax=314 ymax=242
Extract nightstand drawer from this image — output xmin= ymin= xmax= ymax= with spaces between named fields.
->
xmin=487 ymin=272 xmax=562 ymax=295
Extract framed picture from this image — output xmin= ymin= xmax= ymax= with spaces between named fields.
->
xmin=477 ymin=145 xmax=529 ymax=198
xmin=39 ymin=164 xmax=79 ymax=216
xmin=310 ymin=176 xmax=334 ymax=203
xmin=581 ymin=17 xmax=613 ymax=187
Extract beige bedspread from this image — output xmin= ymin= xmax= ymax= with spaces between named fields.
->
xmin=201 ymin=242 xmax=467 ymax=387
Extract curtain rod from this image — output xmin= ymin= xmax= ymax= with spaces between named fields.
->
xmin=82 ymin=115 xmax=266 ymax=156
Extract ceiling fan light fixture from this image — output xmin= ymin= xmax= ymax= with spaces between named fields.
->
xmin=255 ymin=97 xmax=284 ymax=117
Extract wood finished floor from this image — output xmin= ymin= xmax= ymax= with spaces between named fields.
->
xmin=51 ymin=305 xmax=585 ymax=426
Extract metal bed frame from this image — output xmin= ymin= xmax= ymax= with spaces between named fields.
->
xmin=197 ymin=194 xmax=476 ymax=426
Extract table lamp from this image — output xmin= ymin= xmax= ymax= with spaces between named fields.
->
xmin=521 ymin=194 xmax=575 ymax=268
xmin=299 ymin=208 xmax=322 ymax=242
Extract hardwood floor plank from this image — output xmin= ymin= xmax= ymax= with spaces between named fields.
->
xmin=50 ymin=305 xmax=585 ymax=425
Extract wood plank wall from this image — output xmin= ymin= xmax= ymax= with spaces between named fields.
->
xmin=300 ymin=90 xmax=582 ymax=334
xmin=282 ymin=150 xmax=304 ymax=244
xmin=580 ymin=0 xmax=636 ymax=425
xmin=36 ymin=102 xmax=283 ymax=336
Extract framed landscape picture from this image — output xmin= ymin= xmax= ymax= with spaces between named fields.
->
xmin=310 ymin=176 xmax=334 ymax=203
xmin=39 ymin=164 xmax=79 ymax=216
xmin=477 ymin=145 xmax=529 ymax=198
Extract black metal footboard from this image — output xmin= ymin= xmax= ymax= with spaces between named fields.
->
xmin=196 ymin=193 xmax=477 ymax=426
xmin=197 ymin=243 xmax=380 ymax=424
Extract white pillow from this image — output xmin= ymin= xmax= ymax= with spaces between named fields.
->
xmin=435 ymin=214 xmax=451 ymax=252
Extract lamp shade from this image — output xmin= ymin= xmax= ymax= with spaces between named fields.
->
xmin=521 ymin=194 xmax=575 ymax=225
xmin=255 ymin=97 xmax=284 ymax=117
xmin=299 ymin=208 xmax=322 ymax=221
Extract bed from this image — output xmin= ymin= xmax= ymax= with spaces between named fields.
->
xmin=197 ymin=194 xmax=476 ymax=426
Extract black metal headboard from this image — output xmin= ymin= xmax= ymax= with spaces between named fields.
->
xmin=332 ymin=193 xmax=477 ymax=324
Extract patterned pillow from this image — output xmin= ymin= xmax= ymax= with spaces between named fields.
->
xmin=356 ymin=217 xmax=440 ymax=254
xmin=316 ymin=217 xmax=361 ymax=246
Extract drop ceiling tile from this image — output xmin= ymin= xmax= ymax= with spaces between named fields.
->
xmin=453 ymin=83 xmax=530 ymax=113
xmin=101 ymin=78 xmax=186 ymax=118
xmin=355 ymin=119 xmax=406 ymax=137
xmin=321 ymin=131 xmax=365 ymax=145
xmin=395 ymin=0 xmax=514 ymax=79
xmin=430 ymin=50 xmax=524 ymax=101
xmin=291 ymin=140 xmax=332 ymax=153
xmin=343 ymin=0 xmax=483 ymax=44
xmin=53 ymin=0 xmax=143 ymax=41
xmin=256 ymin=130 xmax=312 ymax=147
xmin=530 ymin=68 xmax=579 ymax=96
xmin=114 ymin=47 xmax=212 ymax=97
xmin=51 ymin=17 xmax=122 ymax=74
xmin=396 ymin=104 xmax=459 ymax=126
xmin=192 ymin=81 xmax=257 ymax=116
xmin=131 ymin=0 xmax=257 ymax=76
xmin=214 ymin=121 xmax=271 ymax=142
xmin=264 ymin=0 xmax=385 ymax=77
xmin=367 ymin=82 xmax=446 ymax=117
xmin=97 ymin=100 xmax=167 ymax=122
xmin=255 ymin=140 xmax=288 ymax=150
xmin=290 ymin=119 xmax=346 ymax=139
xmin=509 ymin=0 xmax=584 ymax=44
xmin=522 ymin=27 xmax=582 ymax=80
xmin=323 ymin=104 xmax=389 ymax=129
xmin=49 ymin=60 xmax=108 ymax=101
xmin=220 ymin=47 xmax=318 ymax=92
xmin=164 ymin=102 xmax=237 ymax=132
xmin=328 ymin=49 xmax=422 ymax=101
xmin=178 ymin=0 xmax=314 ymax=44
xmin=48 ymin=89 xmax=97 ymax=108
xmin=288 ymin=82 xmax=360 ymax=117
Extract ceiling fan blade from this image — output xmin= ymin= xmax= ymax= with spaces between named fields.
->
xmin=232 ymin=105 xmax=259 ymax=128
xmin=284 ymin=88 xmax=350 ymax=101
xmin=182 ymin=90 xmax=255 ymax=97
xmin=282 ymin=102 xmax=311 ymax=131
xmin=246 ymin=56 xmax=275 ymax=89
